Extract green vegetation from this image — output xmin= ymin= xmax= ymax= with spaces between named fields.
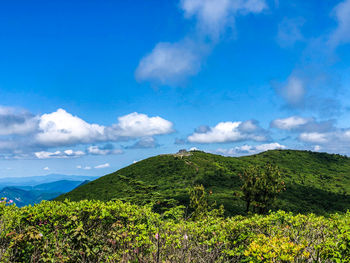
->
xmin=57 ymin=150 xmax=350 ymax=215
xmin=240 ymin=163 xmax=285 ymax=213
xmin=1 ymin=199 xmax=350 ymax=262
xmin=4 ymin=150 xmax=350 ymax=261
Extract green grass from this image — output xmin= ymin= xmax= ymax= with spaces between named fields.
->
xmin=56 ymin=149 xmax=350 ymax=215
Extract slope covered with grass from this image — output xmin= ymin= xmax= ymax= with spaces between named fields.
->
xmin=56 ymin=150 xmax=350 ymax=215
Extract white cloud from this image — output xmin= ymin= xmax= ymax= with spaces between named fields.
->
xmin=329 ymin=0 xmax=350 ymax=47
xmin=254 ymin=142 xmax=286 ymax=152
xmin=181 ymin=0 xmax=267 ymax=39
xmin=216 ymin=142 xmax=286 ymax=156
xmin=94 ymin=163 xmax=110 ymax=169
xmin=0 ymin=106 xmax=38 ymax=136
xmin=188 ymin=120 xmax=268 ymax=143
xmin=83 ymin=166 xmax=91 ymax=170
xmin=277 ymin=17 xmax=305 ymax=47
xmin=43 ymin=167 xmax=50 ymax=171
xmin=279 ymin=76 xmax=305 ymax=106
xmin=271 ymin=116 xmax=309 ymax=130
xmin=135 ymin=41 xmax=205 ymax=85
xmin=0 ymin=107 xmax=174 ymax=158
xmin=87 ymin=145 xmax=123 ymax=155
xmin=189 ymin=147 xmax=199 ymax=151
xmin=109 ymin=112 xmax=173 ymax=138
xmin=136 ymin=0 xmax=267 ymax=85
xmin=76 ymin=165 xmax=82 ymax=169
xmin=36 ymin=109 xmax=105 ymax=147
xmin=271 ymin=116 xmax=335 ymax=134
xmin=313 ymin=145 xmax=321 ymax=151
xmin=34 ymin=150 xmax=85 ymax=159
xmin=298 ymin=132 xmax=328 ymax=144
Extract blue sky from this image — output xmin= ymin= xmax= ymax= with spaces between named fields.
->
xmin=1 ymin=0 xmax=350 ymax=177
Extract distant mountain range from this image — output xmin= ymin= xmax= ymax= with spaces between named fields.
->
xmin=0 ymin=174 xmax=97 ymax=207
xmin=0 ymin=174 xmax=98 ymax=188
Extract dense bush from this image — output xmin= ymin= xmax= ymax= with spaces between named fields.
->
xmin=1 ymin=199 xmax=350 ymax=262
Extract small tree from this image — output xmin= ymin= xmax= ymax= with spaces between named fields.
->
xmin=240 ymin=163 xmax=286 ymax=214
xmin=189 ymin=185 xmax=208 ymax=220
xmin=188 ymin=185 xmax=224 ymax=220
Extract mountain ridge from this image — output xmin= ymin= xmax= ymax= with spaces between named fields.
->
xmin=57 ymin=149 xmax=350 ymax=215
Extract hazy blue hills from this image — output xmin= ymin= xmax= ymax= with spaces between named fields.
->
xmin=0 ymin=174 xmax=98 ymax=189
xmin=0 ymin=187 xmax=60 ymax=207
xmin=0 ymin=176 xmax=96 ymax=207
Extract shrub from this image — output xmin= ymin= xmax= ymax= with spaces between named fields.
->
xmin=1 ymin=199 xmax=350 ymax=262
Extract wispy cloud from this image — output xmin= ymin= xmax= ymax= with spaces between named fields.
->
xmin=94 ymin=163 xmax=110 ymax=169
xmin=34 ymin=150 xmax=86 ymax=159
xmin=275 ymin=75 xmax=305 ymax=107
xmin=125 ymin=137 xmax=158 ymax=149
xmin=270 ymin=116 xmax=335 ymax=133
xmin=87 ymin=144 xmax=123 ymax=155
xmin=276 ymin=17 xmax=305 ymax=48
xmin=136 ymin=0 xmax=267 ymax=86
xmin=135 ymin=40 xmax=207 ymax=85
xmin=329 ymin=0 xmax=350 ymax=48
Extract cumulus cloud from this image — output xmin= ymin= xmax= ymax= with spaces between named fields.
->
xmin=269 ymin=116 xmax=350 ymax=154
xmin=0 ymin=106 xmax=38 ymax=136
xmin=276 ymin=17 xmax=305 ymax=47
xmin=34 ymin=150 xmax=85 ymax=159
xmin=136 ymin=0 xmax=267 ymax=85
xmin=216 ymin=142 xmax=286 ymax=156
xmin=329 ymin=0 xmax=350 ymax=47
xmin=94 ymin=163 xmax=110 ymax=169
xmin=188 ymin=120 xmax=268 ymax=143
xmin=0 ymin=107 xmax=173 ymax=159
xmin=36 ymin=110 xmax=173 ymax=147
xmin=36 ymin=109 xmax=105 ymax=147
xmin=108 ymin=112 xmax=173 ymax=138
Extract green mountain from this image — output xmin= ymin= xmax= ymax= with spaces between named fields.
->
xmin=56 ymin=150 xmax=350 ymax=215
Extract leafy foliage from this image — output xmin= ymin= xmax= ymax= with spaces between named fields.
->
xmin=240 ymin=163 xmax=285 ymax=213
xmin=57 ymin=150 xmax=350 ymax=215
xmin=1 ymin=199 xmax=350 ymax=262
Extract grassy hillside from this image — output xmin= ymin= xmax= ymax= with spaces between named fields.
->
xmin=56 ymin=150 xmax=350 ymax=215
